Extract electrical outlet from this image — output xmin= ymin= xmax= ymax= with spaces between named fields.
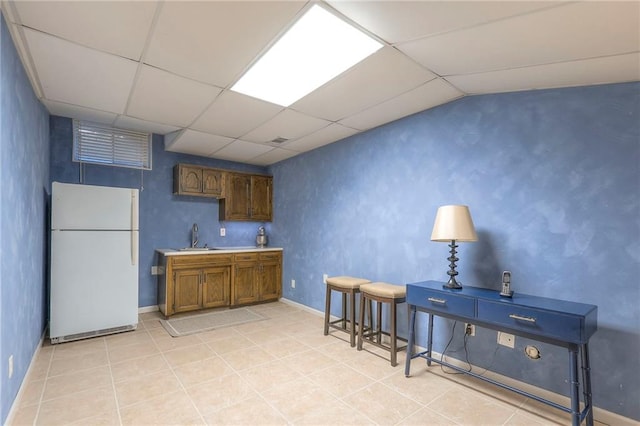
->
xmin=465 ymin=323 xmax=475 ymax=336
xmin=323 ymin=274 xmax=328 ymax=284
xmin=291 ymin=279 xmax=296 ymax=288
xmin=220 ymin=227 xmax=226 ymax=237
xmin=498 ymin=332 xmax=515 ymax=348
xmin=151 ymin=266 xmax=158 ymax=275
xmin=8 ymin=355 xmax=13 ymax=379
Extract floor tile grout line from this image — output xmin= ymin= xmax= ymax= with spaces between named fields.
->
xmin=105 ymin=336 xmax=125 ymax=426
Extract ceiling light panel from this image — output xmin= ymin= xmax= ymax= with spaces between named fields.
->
xmin=127 ymin=65 xmax=221 ymax=128
xmin=13 ymin=1 xmax=157 ymax=60
xmin=144 ymin=1 xmax=305 ymax=87
xmin=24 ymin=29 xmax=137 ymax=114
xmin=231 ymin=5 xmax=383 ymax=106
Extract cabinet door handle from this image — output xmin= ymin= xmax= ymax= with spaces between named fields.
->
xmin=427 ymin=297 xmax=446 ymax=304
xmin=509 ymin=314 xmax=536 ymax=323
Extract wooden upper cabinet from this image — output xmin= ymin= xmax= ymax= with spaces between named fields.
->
xmin=174 ymin=164 xmax=272 ymax=221
xmin=174 ymin=164 xmax=225 ymax=198
xmin=202 ymin=169 xmax=225 ymax=196
xmin=220 ymin=173 xmax=273 ymax=222
xmin=251 ymin=175 xmax=272 ymax=221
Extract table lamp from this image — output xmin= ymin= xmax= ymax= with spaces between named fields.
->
xmin=431 ymin=205 xmax=478 ymax=289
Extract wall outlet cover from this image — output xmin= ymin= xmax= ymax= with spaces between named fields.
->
xmin=498 ymin=331 xmax=515 ymax=348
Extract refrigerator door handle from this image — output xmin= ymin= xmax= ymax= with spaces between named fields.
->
xmin=131 ymin=190 xmax=139 ymax=231
xmin=131 ymin=231 xmax=138 ymax=266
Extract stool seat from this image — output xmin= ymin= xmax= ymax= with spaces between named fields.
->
xmin=326 ymin=276 xmax=371 ymax=289
xmin=360 ymin=282 xmax=406 ymax=298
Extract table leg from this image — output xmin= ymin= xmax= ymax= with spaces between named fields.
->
xmin=405 ymin=305 xmax=416 ymax=377
xmin=427 ymin=313 xmax=434 ymax=366
xmin=581 ymin=343 xmax=594 ymax=426
xmin=569 ymin=346 xmax=580 ymax=426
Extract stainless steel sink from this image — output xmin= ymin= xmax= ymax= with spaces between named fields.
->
xmin=177 ymin=247 xmax=215 ymax=251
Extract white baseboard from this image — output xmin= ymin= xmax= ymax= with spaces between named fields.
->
xmin=5 ymin=329 xmax=46 ymax=426
xmin=280 ymin=298 xmax=637 ymax=425
xmin=138 ymin=305 xmax=159 ymax=314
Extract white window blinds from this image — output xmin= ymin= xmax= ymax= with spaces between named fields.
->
xmin=72 ymin=120 xmax=152 ymax=170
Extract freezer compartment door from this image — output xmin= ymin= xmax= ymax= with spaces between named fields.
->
xmin=52 ymin=182 xmax=138 ymax=230
xmin=50 ymin=230 xmax=139 ymax=339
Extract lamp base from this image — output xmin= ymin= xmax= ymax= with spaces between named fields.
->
xmin=443 ymin=277 xmax=462 ymax=290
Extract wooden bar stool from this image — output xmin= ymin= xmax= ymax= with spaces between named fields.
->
xmin=324 ymin=276 xmax=371 ymax=347
xmin=357 ymin=282 xmax=407 ymax=366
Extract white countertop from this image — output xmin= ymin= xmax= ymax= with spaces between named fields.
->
xmin=157 ymin=247 xmax=283 ymax=256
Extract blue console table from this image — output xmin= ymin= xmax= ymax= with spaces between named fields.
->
xmin=404 ymin=280 xmax=597 ymax=426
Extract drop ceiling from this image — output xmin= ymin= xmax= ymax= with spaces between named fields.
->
xmin=3 ymin=1 xmax=638 ymax=166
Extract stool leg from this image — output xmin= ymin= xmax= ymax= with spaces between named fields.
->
xmin=357 ymin=293 xmax=365 ymax=350
xmin=323 ymin=285 xmax=331 ymax=336
xmin=349 ymin=289 xmax=357 ymax=347
xmin=341 ymin=292 xmax=347 ymax=330
xmin=376 ymin=301 xmax=382 ymax=343
xmin=390 ymin=300 xmax=397 ymax=367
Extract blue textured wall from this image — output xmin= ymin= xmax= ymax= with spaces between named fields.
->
xmin=269 ymin=82 xmax=640 ymax=420
xmin=49 ymin=116 xmax=269 ymax=308
xmin=0 ymin=12 xmax=50 ymax=424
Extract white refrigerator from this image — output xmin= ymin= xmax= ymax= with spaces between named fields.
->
xmin=50 ymin=182 xmax=139 ymax=343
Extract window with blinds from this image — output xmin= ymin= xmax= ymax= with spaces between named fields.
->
xmin=72 ymin=120 xmax=152 ymax=170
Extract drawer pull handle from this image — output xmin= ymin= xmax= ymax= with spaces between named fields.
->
xmin=509 ymin=314 xmax=536 ymax=323
xmin=427 ymin=297 xmax=446 ymax=304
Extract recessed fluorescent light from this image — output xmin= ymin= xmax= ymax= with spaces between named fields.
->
xmin=231 ymin=5 xmax=383 ymax=107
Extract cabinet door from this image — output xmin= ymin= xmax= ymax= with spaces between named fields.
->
xmin=234 ymin=262 xmax=259 ymax=305
xmin=203 ymin=169 xmax=225 ymax=197
xmin=251 ymin=175 xmax=272 ymax=221
xmin=202 ymin=266 xmax=231 ymax=308
xmin=259 ymin=260 xmax=281 ymax=301
xmin=174 ymin=269 xmax=201 ymax=313
xmin=179 ymin=165 xmax=203 ymax=194
xmin=226 ymin=174 xmax=251 ymax=220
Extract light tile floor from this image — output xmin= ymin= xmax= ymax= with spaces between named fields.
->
xmin=10 ymin=302 xmax=604 ymax=425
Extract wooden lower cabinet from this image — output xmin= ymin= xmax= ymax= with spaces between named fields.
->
xmin=232 ymin=251 xmax=282 ymax=305
xmin=158 ymin=250 xmax=282 ymax=317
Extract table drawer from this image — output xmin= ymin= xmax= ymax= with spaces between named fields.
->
xmin=407 ymin=286 xmax=475 ymax=318
xmin=477 ymin=300 xmax=584 ymax=343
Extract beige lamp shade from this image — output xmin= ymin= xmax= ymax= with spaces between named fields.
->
xmin=431 ymin=205 xmax=478 ymax=242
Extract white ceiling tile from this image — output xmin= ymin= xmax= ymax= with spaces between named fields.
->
xmin=191 ymin=91 xmax=283 ymax=138
xmin=114 ymin=116 xmax=180 ymax=135
xmin=144 ymin=1 xmax=305 ymax=87
xmin=328 ymin=1 xmax=562 ymax=43
xmin=283 ymin=123 xmax=359 ymax=153
xmin=339 ymin=79 xmax=464 ymax=131
xmin=447 ymin=53 xmax=640 ymax=95
xmin=24 ymin=29 xmax=137 ymax=114
xmin=250 ymin=148 xmax=300 ymax=166
xmin=210 ymin=140 xmax=274 ymax=163
xmin=165 ymin=129 xmax=234 ymax=156
xmin=42 ymin=100 xmax=117 ymax=125
xmin=292 ymin=46 xmax=436 ymax=121
xmin=242 ymin=109 xmax=331 ymax=144
xmin=13 ymin=1 xmax=157 ymax=60
xmin=127 ymin=65 xmax=221 ymax=128
xmin=398 ymin=1 xmax=640 ymax=76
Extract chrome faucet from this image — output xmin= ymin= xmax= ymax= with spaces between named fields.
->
xmin=191 ymin=223 xmax=199 ymax=248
